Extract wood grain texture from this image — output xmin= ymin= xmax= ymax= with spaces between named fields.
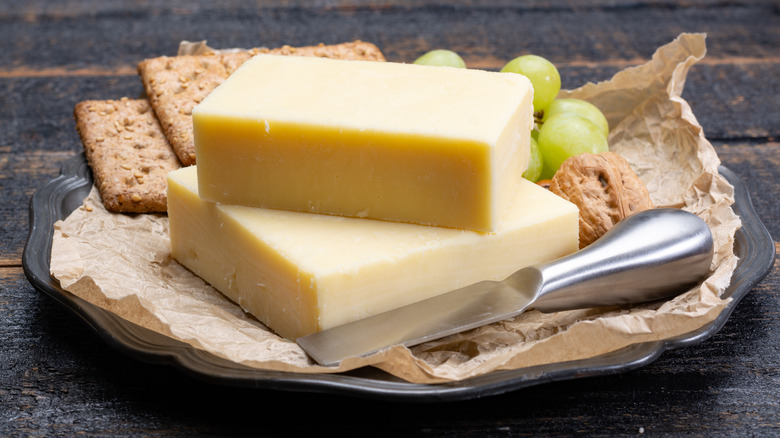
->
xmin=1 ymin=1 xmax=778 ymax=72
xmin=2 ymin=263 xmax=778 ymax=435
xmin=1 ymin=0 xmax=778 ymax=436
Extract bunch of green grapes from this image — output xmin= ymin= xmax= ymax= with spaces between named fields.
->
xmin=501 ymin=55 xmax=610 ymax=182
xmin=414 ymin=50 xmax=610 ymax=182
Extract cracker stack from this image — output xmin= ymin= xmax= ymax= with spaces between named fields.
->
xmin=74 ymin=41 xmax=386 ymax=213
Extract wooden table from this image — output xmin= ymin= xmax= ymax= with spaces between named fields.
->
xmin=2 ymin=1 xmax=778 ymax=435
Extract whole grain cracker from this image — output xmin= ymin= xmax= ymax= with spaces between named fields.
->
xmin=260 ymin=40 xmax=386 ymax=61
xmin=138 ymin=41 xmax=386 ymax=166
xmin=74 ymin=98 xmax=181 ymax=213
xmin=136 ymin=52 xmax=251 ymax=166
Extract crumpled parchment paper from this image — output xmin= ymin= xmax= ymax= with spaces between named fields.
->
xmin=51 ymin=33 xmax=741 ymax=383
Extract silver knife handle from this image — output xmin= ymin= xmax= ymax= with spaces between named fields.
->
xmin=531 ymin=208 xmax=714 ymax=313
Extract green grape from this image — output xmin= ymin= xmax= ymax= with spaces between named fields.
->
xmin=539 ymin=161 xmax=556 ymax=181
xmin=531 ymin=127 xmax=540 ymax=142
xmin=522 ymin=136 xmax=543 ymax=182
xmin=500 ymin=54 xmax=560 ymax=113
xmin=537 ymin=113 xmax=609 ymax=173
xmin=542 ymin=98 xmax=609 ymax=137
xmin=413 ymin=49 xmax=466 ymax=68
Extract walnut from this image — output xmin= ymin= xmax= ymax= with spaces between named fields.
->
xmin=549 ymin=152 xmax=653 ymax=248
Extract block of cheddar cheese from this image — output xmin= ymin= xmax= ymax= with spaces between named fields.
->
xmin=167 ymin=166 xmax=578 ymax=339
xmin=192 ymin=54 xmax=534 ymax=232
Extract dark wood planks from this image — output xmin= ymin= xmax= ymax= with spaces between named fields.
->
xmin=0 ymin=76 xmax=145 ymax=152
xmin=714 ymin=141 xmax=780 ymax=239
xmin=2 ymin=263 xmax=778 ymax=435
xmin=0 ymin=151 xmax=72 ymax=265
xmin=1 ymin=0 xmax=778 ymax=436
xmin=0 ymin=1 xmax=778 ymax=71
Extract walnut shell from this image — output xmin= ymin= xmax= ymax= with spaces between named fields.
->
xmin=549 ymin=152 xmax=653 ymax=248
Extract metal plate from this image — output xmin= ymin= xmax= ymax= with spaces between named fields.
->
xmin=23 ymin=154 xmax=775 ymax=402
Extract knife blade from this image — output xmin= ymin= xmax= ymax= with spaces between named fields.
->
xmin=296 ymin=208 xmax=714 ymax=367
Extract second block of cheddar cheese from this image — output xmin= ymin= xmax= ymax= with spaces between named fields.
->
xmin=167 ymin=166 xmax=579 ymax=340
xmin=192 ymin=54 xmax=534 ymax=232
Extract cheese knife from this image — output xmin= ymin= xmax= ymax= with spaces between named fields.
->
xmin=296 ymin=208 xmax=714 ymax=367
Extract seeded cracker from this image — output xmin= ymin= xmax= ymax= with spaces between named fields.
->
xmin=138 ymin=41 xmax=386 ymax=166
xmin=74 ymin=98 xmax=181 ymax=213
xmin=258 ymin=40 xmax=386 ymax=61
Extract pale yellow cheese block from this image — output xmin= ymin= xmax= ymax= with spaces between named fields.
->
xmin=167 ymin=166 xmax=579 ymax=340
xmin=192 ymin=54 xmax=534 ymax=232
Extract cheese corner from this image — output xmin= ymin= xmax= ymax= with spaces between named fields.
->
xmin=167 ymin=166 xmax=579 ymax=339
xmin=192 ymin=54 xmax=534 ymax=232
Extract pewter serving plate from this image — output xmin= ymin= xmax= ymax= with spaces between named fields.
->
xmin=23 ymin=154 xmax=775 ymax=402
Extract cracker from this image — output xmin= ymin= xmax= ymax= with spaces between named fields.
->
xmin=74 ymin=98 xmax=181 ymax=213
xmin=138 ymin=41 xmax=386 ymax=166
xmin=136 ymin=52 xmax=251 ymax=166
xmin=260 ymin=40 xmax=386 ymax=61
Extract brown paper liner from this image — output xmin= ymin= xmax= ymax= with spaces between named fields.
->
xmin=51 ymin=33 xmax=740 ymax=383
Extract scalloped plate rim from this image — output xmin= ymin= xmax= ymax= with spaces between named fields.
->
xmin=22 ymin=154 xmax=776 ymax=402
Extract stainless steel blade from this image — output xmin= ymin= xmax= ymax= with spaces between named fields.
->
xmin=297 ymin=270 xmax=542 ymax=367
xmin=296 ymin=208 xmax=714 ymax=367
